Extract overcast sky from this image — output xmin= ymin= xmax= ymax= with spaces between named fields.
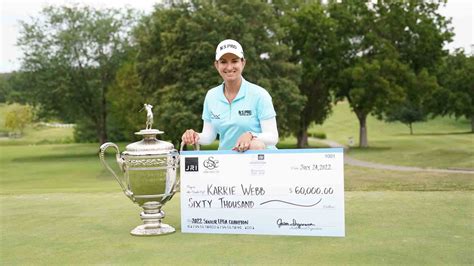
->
xmin=1 ymin=0 xmax=473 ymax=73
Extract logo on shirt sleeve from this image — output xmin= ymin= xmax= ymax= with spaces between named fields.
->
xmin=238 ymin=110 xmax=252 ymax=116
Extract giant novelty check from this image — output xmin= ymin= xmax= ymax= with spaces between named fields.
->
xmin=180 ymin=148 xmax=345 ymax=237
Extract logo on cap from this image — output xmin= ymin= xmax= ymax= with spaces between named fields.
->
xmin=220 ymin=44 xmax=238 ymax=50
xmin=215 ymin=39 xmax=244 ymax=60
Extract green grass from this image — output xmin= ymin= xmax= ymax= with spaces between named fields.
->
xmin=1 ymin=143 xmax=472 ymax=264
xmin=0 ymin=124 xmax=74 ymax=146
xmin=1 ymin=102 xmax=473 ymax=264
xmin=344 ymin=165 xmax=473 ymax=191
xmin=0 ymin=103 xmax=74 ymax=145
xmin=0 ymin=143 xmax=134 ymax=194
xmin=1 ymin=192 xmax=472 ymax=264
xmin=310 ymin=101 xmax=474 ymax=169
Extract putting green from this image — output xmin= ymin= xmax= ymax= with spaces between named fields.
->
xmin=1 ymin=191 xmax=472 ymax=264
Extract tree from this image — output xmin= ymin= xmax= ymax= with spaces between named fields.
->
xmin=17 ymin=5 xmax=138 ymax=143
xmin=135 ymin=0 xmax=305 ymax=145
xmin=431 ymin=50 xmax=474 ymax=132
xmin=374 ymin=0 xmax=452 ymax=74
xmin=4 ymin=104 xmax=33 ymax=136
xmin=386 ymin=101 xmax=426 ymax=135
xmin=328 ymin=0 xmax=399 ymax=147
xmin=375 ymin=0 xmax=451 ymax=134
xmin=328 ymin=0 xmax=452 ymax=147
xmin=106 ymin=62 xmax=146 ymax=141
xmin=385 ymin=69 xmax=439 ymax=134
xmin=0 ymin=74 xmax=10 ymax=103
xmin=0 ymin=72 xmax=33 ymax=104
xmin=283 ymin=2 xmax=337 ymax=147
xmin=338 ymin=58 xmax=408 ymax=147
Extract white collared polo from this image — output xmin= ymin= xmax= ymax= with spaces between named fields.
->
xmin=202 ymin=77 xmax=276 ymax=150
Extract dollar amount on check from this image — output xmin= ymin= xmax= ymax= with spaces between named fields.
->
xmin=180 ymin=148 xmax=345 ymax=237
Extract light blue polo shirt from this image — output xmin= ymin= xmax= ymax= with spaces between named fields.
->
xmin=202 ymin=77 xmax=276 ymax=150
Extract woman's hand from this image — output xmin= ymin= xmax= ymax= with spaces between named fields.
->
xmin=233 ymin=132 xmax=254 ymax=152
xmin=182 ymin=129 xmax=199 ymax=145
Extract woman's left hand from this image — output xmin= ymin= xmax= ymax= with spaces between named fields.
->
xmin=233 ymin=132 xmax=253 ymax=152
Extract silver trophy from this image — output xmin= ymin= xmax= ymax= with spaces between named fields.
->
xmin=99 ymin=104 xmax=179 ymax=236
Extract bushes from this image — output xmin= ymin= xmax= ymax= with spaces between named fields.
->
xmin=4 ymin=103 xmax=33 ymax=136
xmin=309 ymin=131 xmax=326 ymax=139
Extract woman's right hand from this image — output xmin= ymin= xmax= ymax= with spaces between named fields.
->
xmin=181 ymin=129 xmax=200 ymax=145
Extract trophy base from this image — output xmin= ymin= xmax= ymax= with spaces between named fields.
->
xmin=130 ymin=223 xmax=175 ymax=236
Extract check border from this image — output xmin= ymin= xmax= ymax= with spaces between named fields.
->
xmin=181 ymin=147 xmax=344 ymax=155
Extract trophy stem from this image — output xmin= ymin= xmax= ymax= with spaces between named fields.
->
xmin=130 ymin=201 xmax=176 ymax=236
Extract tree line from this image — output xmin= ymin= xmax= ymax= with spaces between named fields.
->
xmin=0 ymin=0 xmax=472 ymax=147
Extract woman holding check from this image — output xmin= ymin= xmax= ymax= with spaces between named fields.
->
xmin=181 ymin=39 xmax=279 ymax=152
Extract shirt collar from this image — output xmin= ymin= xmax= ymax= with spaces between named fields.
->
xmin=219 ymin=76 xmax=248 ymax=103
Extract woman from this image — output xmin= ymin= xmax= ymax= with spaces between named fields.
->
xmin=181 ymin=39 xmax=278 ymax=152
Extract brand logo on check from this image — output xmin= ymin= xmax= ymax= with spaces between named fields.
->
xmin=185 ymin=157 xmax=199 ymax=172
xmin=203 ymin=156 xmax=219 ymax=170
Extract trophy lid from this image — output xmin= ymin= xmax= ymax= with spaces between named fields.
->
xmin=122 ymin=104 xmax=175 ymax=156
xmin=123 ymin=129 xmax=174 ymax=156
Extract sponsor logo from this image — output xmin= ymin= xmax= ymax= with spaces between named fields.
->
xmin=250 ymin=154 xmax=266 ymax=165
xmin=238 ymin=110 xmax=252 ymax=116
xmin=210 ymin=111 xmax=221 ymax=119
xmin=250 ymin=154 xmax=266 ymax=176
xmin=184 ymin=157 xmax=199 ymax=172
xmin=220 ymin=44 xmax=238 ymax=50
xmin=203 ymin=156 xmax=219 ymax=170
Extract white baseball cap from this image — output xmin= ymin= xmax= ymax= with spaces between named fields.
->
xmin=215 ymin=39 xmax=244 ymax=60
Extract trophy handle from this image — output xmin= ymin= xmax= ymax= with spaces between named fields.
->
xmin=99 ymin=142 xmax=133 ymax=199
